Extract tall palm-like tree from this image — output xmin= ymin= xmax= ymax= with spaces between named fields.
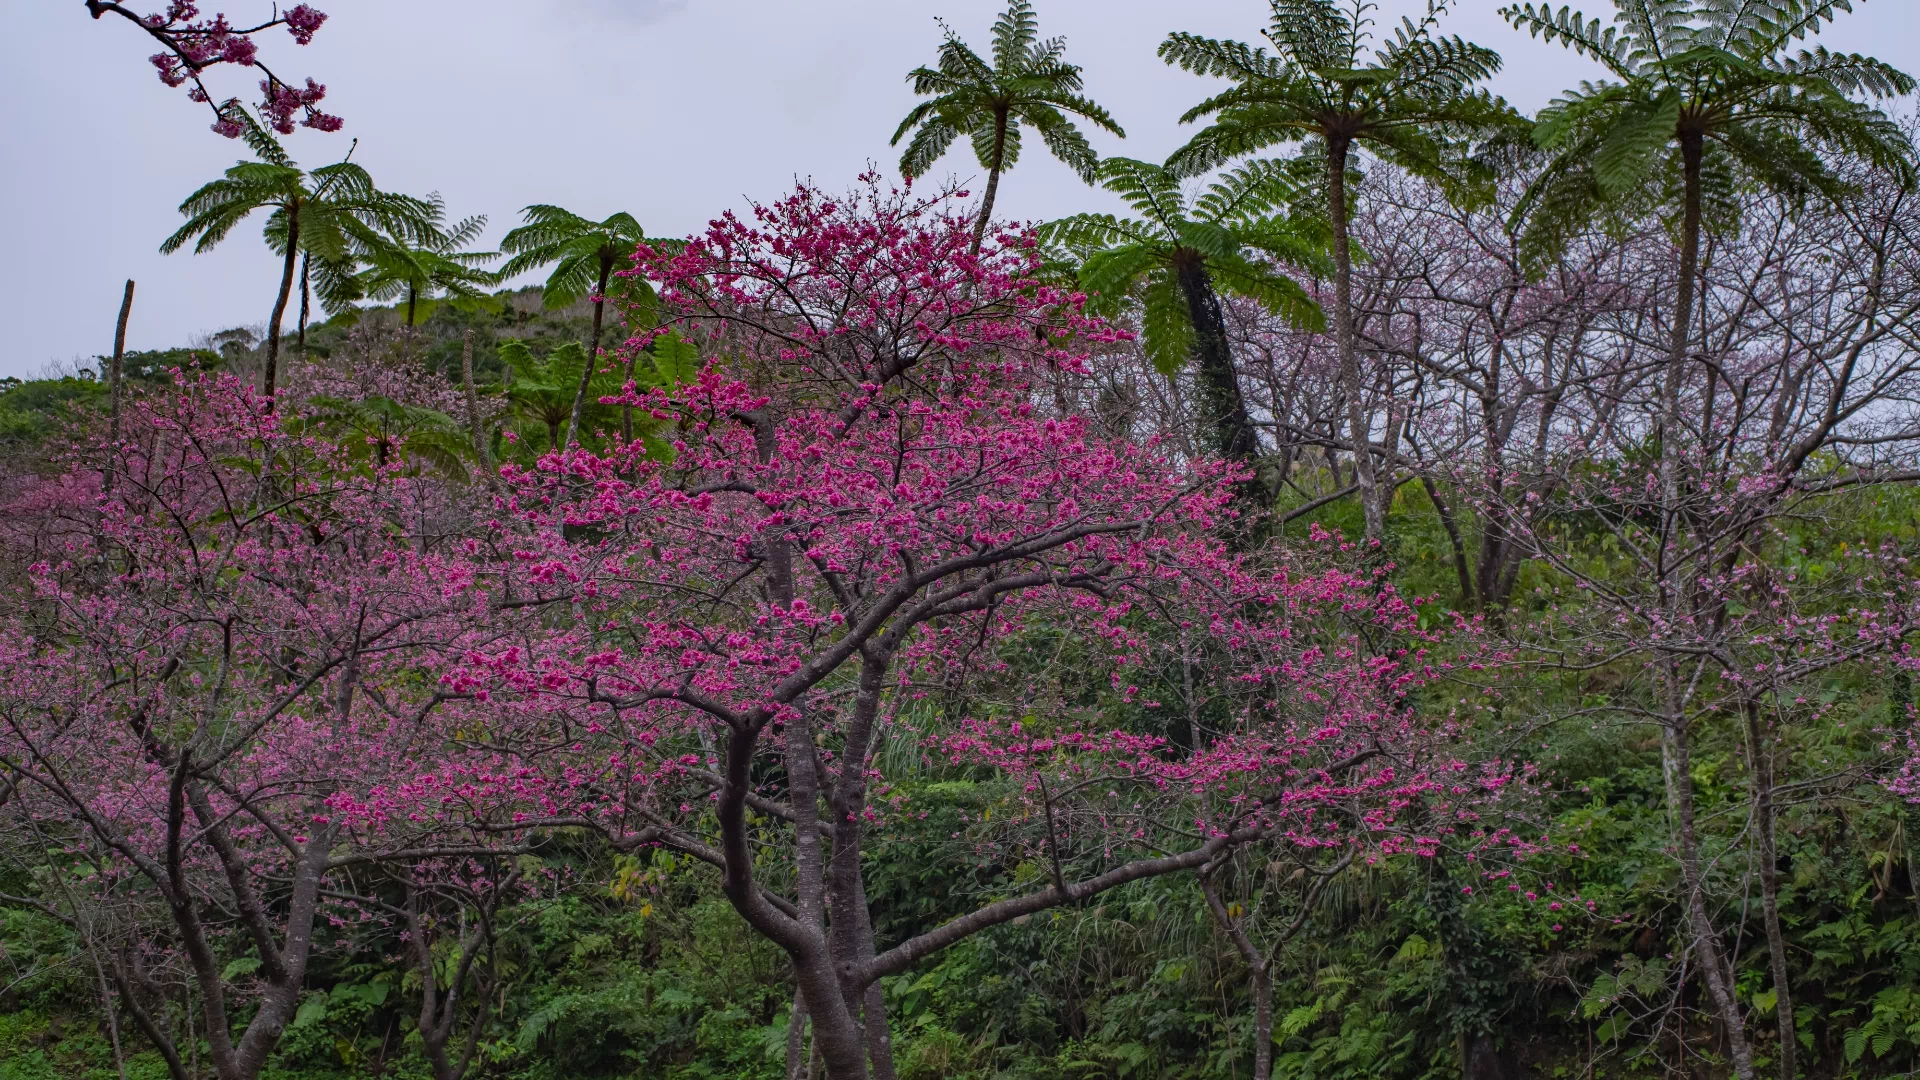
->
xmin=499 ymin=206 xmax=669 ymax=447
xmin=161 ymin=117 xmax=427 ymax=398
xmin=1500 ymin=6 xmax=1912 ymax=1079
xmin=281 ymin=194 xmax=440 ymax=358
xmin=355 ymin=198 xmax=499 ymax=329
xmin=892 ymin=0 xmax=1125 ymax=254
xmin=1040 ymin=157 xmax=1326 ymax=498
xmin=1501 ymin=0 xmax=1913 ymax=451
xmin=1161 ymin=0 xmax=1514 ymax=540
xmin=495 ymin=335 xmax=696 ymax=458
xmin=248 ymin=138 xmax=441 ymax=361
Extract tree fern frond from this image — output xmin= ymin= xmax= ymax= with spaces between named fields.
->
xmin=1194 ymin=158 xmax=1308 ymax=224
xmin=898 ymin=119 xmax=961 ymax=179
xmin=1037 ymin=213 xmax=1151 ymax=253
xmin=990 ymin=0 xmax=1038 ymax=71
xmin=1592 ymin=91 xmax=1681 ymax=196
xmin=1025 ymin=109 xmax=1099 ymax=181
xmin=1266 ymin=0 xmax=1356 ymax=72
xmin=1167 ymin=105 xmax=1318 ymax=178
xmin=1023 ymin=88 xmax=1125 ymax=137
xmin=1078 ymin=244 xmax=1161 ymax=311
xmin=1498 ymin=4 xmax=1636 ymax=76
xmin=1158 ymin=32 xmax=1284 ymax=81
xmin=1095 ymin=158 xmax=1186 ymax=229
xmin=1209 ymin=254 xmax=1326 ymax=331
xmin=1772 ymin=46 xmax=1916 ymax=98
xmin=1138 ymin=277 xmax=1195 ymax=377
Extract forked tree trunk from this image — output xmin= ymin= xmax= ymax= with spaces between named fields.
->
xmin=1201 ymin=872 xmax=1274 ymax=1080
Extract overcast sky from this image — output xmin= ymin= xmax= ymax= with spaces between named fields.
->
xmin=6 ymin=0 xmax=1918 ymax=378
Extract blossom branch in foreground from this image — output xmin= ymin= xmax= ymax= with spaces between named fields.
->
xmin=85 ymin=1 xmax=341 ymax=136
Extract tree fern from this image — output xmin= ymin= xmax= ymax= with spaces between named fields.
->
xmin=891 ymin=0 xmax=1124 ymax=253
xmin=1040 ymin=156 xmax=1326 ymax=507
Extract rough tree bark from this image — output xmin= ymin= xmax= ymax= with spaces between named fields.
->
xmin=1175 ymin=254 xmax=1267 ymax=514
xmin=109 ymin=279 xmax=134 ymax=444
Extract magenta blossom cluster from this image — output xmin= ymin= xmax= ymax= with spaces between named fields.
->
xmin=92 ymin=1 xmax=340 ymax=135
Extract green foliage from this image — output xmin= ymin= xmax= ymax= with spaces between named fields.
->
xmin=498 ymin=338 xmax=610 ymax=452
xmin=293 ymin=395 xmax=475 ymax=480
xmin=498 ymin=205 xmax=671 ymax=314
xmin=1040 ymin=157 xmax=1326 ymax=375
xmin=352 ymin=197 xmax=500 ymax=327
xmin=0 ymin=376 xmax=102 ymax=451
xmin=163 ymin=119 xmax=435 ymax=310
xmin=491 ymin=331 xmax=694 ymax=456
xmin=1159 ymin=0 xmax=1518 ymax=199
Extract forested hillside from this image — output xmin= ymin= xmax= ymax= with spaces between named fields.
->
xmin=8 ymin=2 xmax=1920 ymax=1080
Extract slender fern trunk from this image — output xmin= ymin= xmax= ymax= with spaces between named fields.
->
xmin=1663 ymin=131 xmax=1704 ymax=465
xmin=970 ymin=108 xmax=1008 ymax=257
xmin=1656 ymin=127 xmax=1757 ymax=1080
xmin=296 ymin=252 xmax=311 ymax=360
xmin=566 ymin=254 xmax=614 ymax=448
xmin=1326 ymin=137 xmax=1383 ymax=542
xmin=263 ymin=198 xmax=300 ymax=404
xmin=110 ymin=279 xmax=134 ymax=446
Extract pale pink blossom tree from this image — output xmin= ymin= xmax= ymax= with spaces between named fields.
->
xmin=0 ymin=373 xmax=536 ymax=1080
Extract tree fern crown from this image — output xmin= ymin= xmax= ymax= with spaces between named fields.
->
xmin=1499 ymin=0 xmax=1915 ymax=270
xmin=890 ymin=0 xmax=1124 ymax=185
xmin=1038 ymin=156 xmax=1329 ymax=375
xmin=1160 ymin=0 xmax=1516 ymax=193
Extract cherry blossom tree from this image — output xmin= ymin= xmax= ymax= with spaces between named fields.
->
xmin=85 ymin=1 xmax=340 ymax=137
xmin=420 ymin=177 xmax=1524 ymax=1080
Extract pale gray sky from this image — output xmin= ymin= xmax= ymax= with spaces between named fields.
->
xmin=5 ymin=1 xmax=1917 ymax=377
